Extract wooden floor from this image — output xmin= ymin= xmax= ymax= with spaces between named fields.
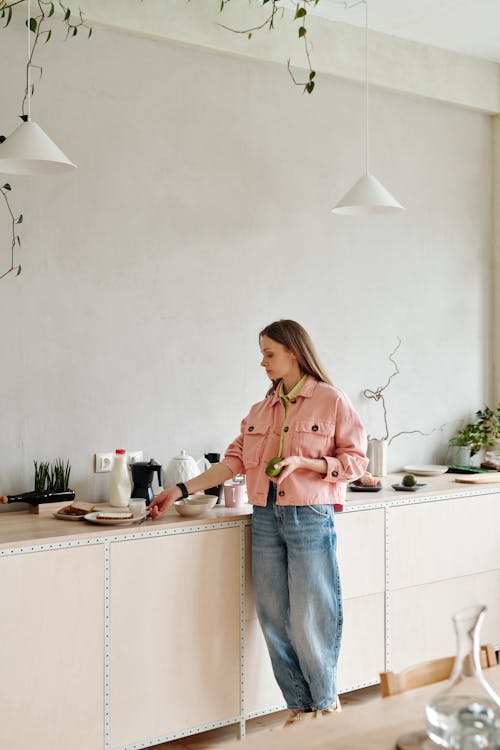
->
xmin=156 ymin=685 xmax=381 ymax=750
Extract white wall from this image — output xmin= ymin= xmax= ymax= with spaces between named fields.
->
xmin=0 ymin=17 xmax=493 ymax=503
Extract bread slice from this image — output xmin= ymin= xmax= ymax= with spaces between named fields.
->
xmin=59 ymin=502 xmax=96 ymax=516
xmin=71 ymin=501 xmax=97 ymax=513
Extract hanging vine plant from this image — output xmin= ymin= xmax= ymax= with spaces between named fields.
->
xmin=0 ymin=0 xmax=91 ymax=280
xmin=218 ymin=0 xmax=320 ymax=94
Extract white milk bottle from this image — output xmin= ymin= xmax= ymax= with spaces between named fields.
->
xmin=109 ymin=449 xmax=132 ymax=507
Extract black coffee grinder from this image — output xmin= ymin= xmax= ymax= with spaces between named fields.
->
xmin=130 ymin=459 xmax=162 ymax=506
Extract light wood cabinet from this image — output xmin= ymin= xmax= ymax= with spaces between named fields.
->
xmin=109 ymin=528 xmax=241 ymax=747
xmin=387 ymin=492 xmax=500 ymax=672
xmin=0 ymin=545 xmax=105 ymax=750
xmin=2 ymin=482 xmax=500 ymax=748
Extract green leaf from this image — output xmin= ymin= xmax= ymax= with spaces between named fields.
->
xmin=0 ymin=136 xmax=6 ymax=144
xmin=309 ymin=70 xmax=316 ymax=80
xmin=295 ymin=7 xmax=307 ymax=19
xmin=64 ymin=8 xmax=71 ymax=21
xmin=88 ymin=27 xmax=92 ymax=38
xmin=20 ymin=114 xmax=29 ymax=122
xmin=45 ymin=28 xmax=52 ymax=43
xmin=48 ymin=3 xmax=55 ymax=17
xmin=16 ymin=215 xmax=23 ymax=224
xmin=15 ymin=265 xmax=22 ymax=277
xmin=72 ymin=26 xmax=77 ymax=36
xmin=298 ymin=25 xmax=306 ymax=37
xmin=3 ymin=184 xmax=11 ymax=191
xmin=16 ymin=236 xmax=21 ymax=246
xmin=305 ymin=81 xmax=315 ymax=94
xmin=29 ymin=17 xmax=37 ymax=32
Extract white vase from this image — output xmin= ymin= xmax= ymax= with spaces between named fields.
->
xmin=367 ymin=438 xmax=388 ymax=477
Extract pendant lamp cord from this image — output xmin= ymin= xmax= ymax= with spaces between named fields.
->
xmin=27 ymin=0 xmax=31 ymax=121
xmin=333 ymin=0 xmax=370 ymax=175
xmin=364 ymin=0 xmax=369 ymax=175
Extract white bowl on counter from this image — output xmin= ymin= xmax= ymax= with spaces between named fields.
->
xmin=173 ymin=494 xmax=218 ymax=517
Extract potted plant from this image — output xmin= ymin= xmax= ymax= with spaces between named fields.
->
xmin=448 ymin=406 xmax=500 ymax=465
xmin=1 ymin=458 xmax=74 ymax=510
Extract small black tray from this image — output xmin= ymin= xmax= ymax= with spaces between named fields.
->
xmin=391 ymin=483 xmax=427 ymax=492
xmin=446 ymin=465 xmax=493 ymax=474
xmin=348 ymin=481 xmax=382 ymax=492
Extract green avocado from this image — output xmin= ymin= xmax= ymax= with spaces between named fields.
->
xmin=402 ymin=473 xmax=417 ymax=487
xmin=265 ymin=456 xmax=283 ymax=478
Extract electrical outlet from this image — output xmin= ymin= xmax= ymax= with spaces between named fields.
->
xmin=95 ymin=452 xmax=114 ymax=473
xmin=128 ymin=450 xmax=143 ymax=465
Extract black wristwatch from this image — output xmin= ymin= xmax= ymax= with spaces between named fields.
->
xmin=176 ymin=482 xmax=189 ymax=499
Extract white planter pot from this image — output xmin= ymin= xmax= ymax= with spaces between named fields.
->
xmin=446 ymin=444 xmax=472 ymax=466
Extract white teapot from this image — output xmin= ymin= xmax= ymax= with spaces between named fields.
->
xmin=163 ymin=449 xmax=211 ymax=488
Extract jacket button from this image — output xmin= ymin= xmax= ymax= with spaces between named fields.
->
xmin=331 ymin=470 xmax=339 ymax=477
xmin=278 ymin=490 xmax=285 ymax=497
xmin=284 ymin=426 xmax=289 ymax=432
xmin=312 ymin=424 xmax=319 ymax=432
xmin=248 ymin=426 xmax=254 ymax=432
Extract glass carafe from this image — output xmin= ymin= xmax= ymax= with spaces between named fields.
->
xmin=425 ymin=605 xmax=500 ymax=749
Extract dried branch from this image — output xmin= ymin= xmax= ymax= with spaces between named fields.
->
xmin=363 ymin=337 xmax=402 ymax=441
xmin=388 ymin=422 xmax=452 ymax=447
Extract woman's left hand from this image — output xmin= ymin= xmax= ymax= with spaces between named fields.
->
xmin=274 ymin=456 xmax=304 ymax=484
xmin=273 ymin=456 xmax=329 ymax=484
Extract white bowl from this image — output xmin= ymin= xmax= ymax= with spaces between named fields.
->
xmin=187 ymin=494 xmax=218 ymax=505
xmin=174 ymin=495 xmax=217 ymax=517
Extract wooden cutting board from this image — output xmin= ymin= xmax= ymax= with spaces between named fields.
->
xmin=454 ymin=472 xmax=500 ymax=484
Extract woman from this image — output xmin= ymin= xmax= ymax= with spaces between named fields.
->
xmin=149 ymin=320 xmax=368 ymax=725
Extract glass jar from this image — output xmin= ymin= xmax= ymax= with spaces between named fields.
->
xmin=425 ymin=605 xmax=500 ymax=749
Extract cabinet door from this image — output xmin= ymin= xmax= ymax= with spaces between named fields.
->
xmin=244 ymin=526 xmax=284 ymax=716
xmin=336 ymin=509 xmax=385 ymax=599
xmin=109 ymin=527 xmax=241 ymax=748
xmin=0 ymin=545 xmax=105 ymax=750
xmin=389 ymin=570 xmax=500 ymax=671
xmin=337 ymin=593 xmax=386 ymax=691
xmin=388 ymin=494 xmax=500 ymax=590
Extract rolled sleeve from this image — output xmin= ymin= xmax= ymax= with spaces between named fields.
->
xmin=221 ymin=417 xmax=246 ymax=477
xmin=322 ymin=393 xmax=368 ymax=484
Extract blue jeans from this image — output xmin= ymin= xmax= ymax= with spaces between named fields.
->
xmin=251 ymin=482 xmax=343 ymax=711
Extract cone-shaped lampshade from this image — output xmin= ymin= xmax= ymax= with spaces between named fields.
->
xmin=0 ymin=120 xmax=76 ymax=175
xmin=332 ymin=173 xmax=403 ymax=215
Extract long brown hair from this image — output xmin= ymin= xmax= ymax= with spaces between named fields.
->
xmin=259 ymin=319 xmax=332 ymax=395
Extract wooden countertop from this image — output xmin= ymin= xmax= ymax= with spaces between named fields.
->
xmin=0 ymin=502 xmax=253 ymax=551
xmin=1 ymin=472 xmax=499 ymax=550
xmin=343 ymin=471 xmax=500 ymax=510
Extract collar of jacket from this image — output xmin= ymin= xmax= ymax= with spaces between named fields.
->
xmin=269 ymin=375 xmax=317 ymax=406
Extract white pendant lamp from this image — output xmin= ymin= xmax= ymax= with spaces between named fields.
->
xmin=332 ymin=0 xmax=402 ymax=215
xmin=0 ymin=0 xmax=76 ymax=175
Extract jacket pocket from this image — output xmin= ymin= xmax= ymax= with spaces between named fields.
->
xmin=291 ymin=419 xmax=335 ymax=457
xmin=242 ymin=422 xmax=268 ymax=468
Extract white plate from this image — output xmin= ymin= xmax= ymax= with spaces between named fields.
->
xmin=53 ymin=511 xmax=86 ymax=521
xmin=403 ymin=465 xmax=448 ymax=477
xmin=83 ymin=512 xmax=147 ymax=526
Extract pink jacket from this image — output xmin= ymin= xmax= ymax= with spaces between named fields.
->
xmin=221 ymin=376 xmax=368 ymax=510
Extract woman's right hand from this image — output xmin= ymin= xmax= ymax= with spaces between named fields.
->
xmin=148 ymin=486 xmax=182 ymax=519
